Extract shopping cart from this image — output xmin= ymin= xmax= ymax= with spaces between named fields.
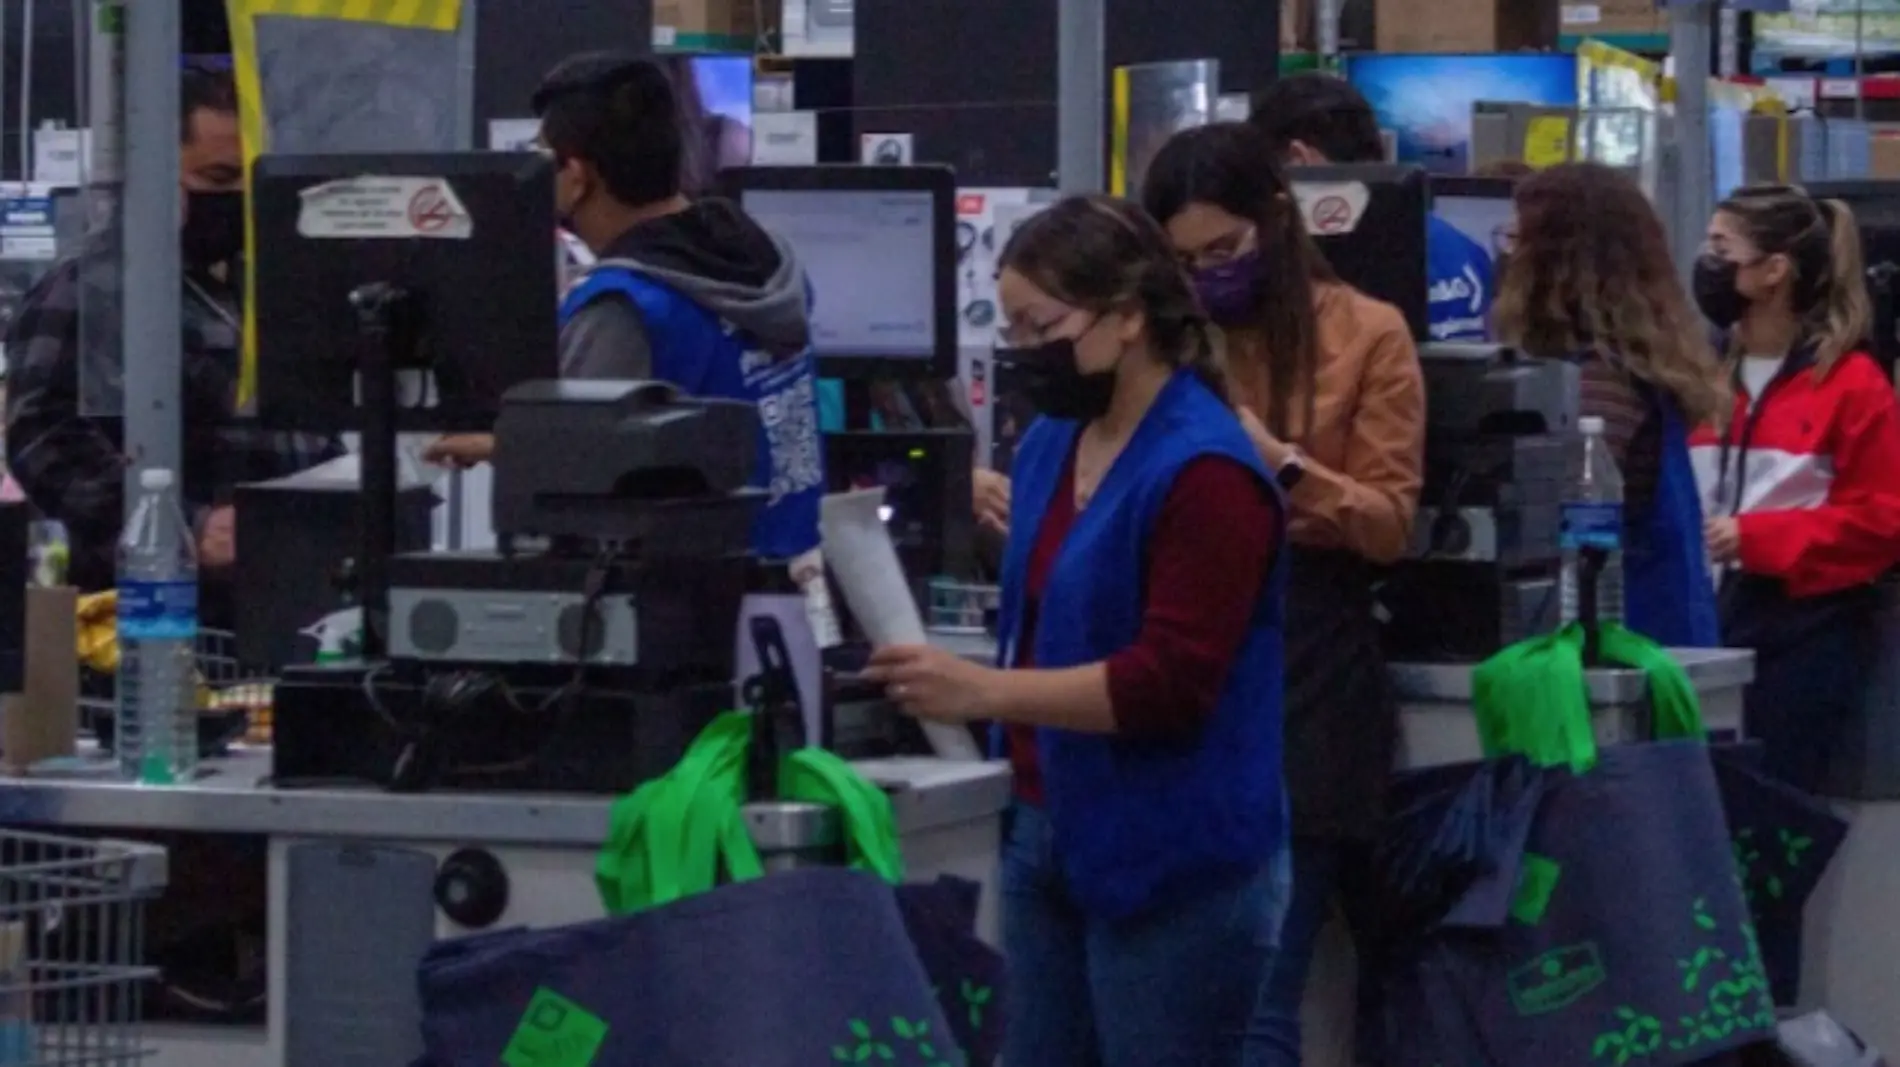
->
xmin=0 ymin=830 xmax=168 ymax=1066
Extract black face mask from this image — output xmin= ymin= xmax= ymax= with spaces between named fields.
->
xmin=994 ymin=338 xmax=1116 ymax=422
xmin=182 ymin=190 xmax=245 ymax=268
xmin=1692 ymin=254 xmax=1748 ymax=330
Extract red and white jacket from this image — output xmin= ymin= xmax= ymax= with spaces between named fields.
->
xmin=1688 ymin=348 xmax=1900 ymax=599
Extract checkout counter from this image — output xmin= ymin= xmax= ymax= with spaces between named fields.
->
xmin=0 ymin=749 xmax=1009 ymax=1067
xmin=0 ymin=633 xmax=1752 ymax=1067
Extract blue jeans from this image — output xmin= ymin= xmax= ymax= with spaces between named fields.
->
xmin=1001 ymin=804 xmax=1286 ymax=1067
xmin=1243 ymin=837 xmax=1379 ymax=1067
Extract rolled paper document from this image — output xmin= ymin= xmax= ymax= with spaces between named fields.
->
xmin=819 ymin=488 xmax=984 ymax=761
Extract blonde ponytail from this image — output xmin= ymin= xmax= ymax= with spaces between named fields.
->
xmin=1814 ymin=198 xmax=1872 ymax=372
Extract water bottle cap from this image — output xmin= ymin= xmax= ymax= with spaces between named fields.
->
xmin=1579 ymin=416 xmax=1607 ymax=435
xmin=138 ymin=468 xmax=175 ymax=491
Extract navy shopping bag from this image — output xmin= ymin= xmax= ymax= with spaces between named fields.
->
xmin=416 ymin=868 xmax=960 ymax=1067
xmin=1710 ymin=746 xmax=1850 ymax=1006
xmin=1373 ymin=741 xmax=1777 ymax=1067
xmin=894 ymin=878 xmax=1005 ymax=1067
xmin=1374 ymin=755 xmax=1550 ymax=936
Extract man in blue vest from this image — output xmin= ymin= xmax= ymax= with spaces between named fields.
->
xmin=427 ymin=53 xmax=823 ymax=561
xmin=1251 ymin=73 xmax=1495 ymax=343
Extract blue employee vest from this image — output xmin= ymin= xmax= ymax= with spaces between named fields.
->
xmin=994 ymin=371 xmax=1291 ymax=920
xmin=1426 ymin=214 xmax=1495 ymax=343
xmin=1624 ymin=386 xmax=1720 ymax=648
xmin=559 ymin=266 xmax=824 ymax=561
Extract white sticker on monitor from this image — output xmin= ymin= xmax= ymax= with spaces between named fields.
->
xmin=296 ymin=177 xmax=473 ymax=240
xmin=1293 ymin=181 xmax=1370 ymax=237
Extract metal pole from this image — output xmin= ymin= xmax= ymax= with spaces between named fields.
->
xmin=121 ymin=0 xmax=182 ymax=481
xmin=1671 ymin=0 xmax=1714 ymax=284
xmin=1055 ymin=0 xmax=1105 ymax=192
xmin=1717 ymin=6 xmax=1740 ymax=79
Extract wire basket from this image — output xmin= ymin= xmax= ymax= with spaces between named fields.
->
xmin=78 ymin=629 xmax=274 ymax=753
xmin=0 ymin=830 xmax=168 ymax=1066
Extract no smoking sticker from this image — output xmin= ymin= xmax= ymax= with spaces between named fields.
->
xmin=1292 ymin=181 xmax=1371 ymax=237
xmin=297 ymin=176 xmax=473 ymax=240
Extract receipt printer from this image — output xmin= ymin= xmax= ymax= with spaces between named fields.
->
xmin=490 ymin=379 xmax=765 ymax=555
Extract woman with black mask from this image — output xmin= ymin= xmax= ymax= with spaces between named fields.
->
xmin=1689 ymin=185 xmax=1900 ymax=793
xmin=867 ymin=194 xmax=1290 ymax=1066
xmin=1142 ymin=122 xmax=1424 ymax=1067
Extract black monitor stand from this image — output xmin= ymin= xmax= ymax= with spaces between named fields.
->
xmin=348 ymin=281 xmax=417 ymax=660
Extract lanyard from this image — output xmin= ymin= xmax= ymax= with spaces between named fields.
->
xmin=1714 ymin=354 xmax=1800 ymax=515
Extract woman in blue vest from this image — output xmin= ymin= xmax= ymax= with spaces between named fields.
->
xmin=866 ymin=195 xmax=1290 ymax=1066
xmin=1491 ymin=162 xmax=1727 ymax=647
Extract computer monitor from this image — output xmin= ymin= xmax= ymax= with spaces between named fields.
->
xmin=1802 ymin=180 xmax=1900 ymax=377
xmin=1430 ymin=175 xmax=1515 ymax=342
xmin=1344 ymin=53 xmax=1580 ymax=175
xmin=250 ymin=151 xmax=560 ymax=655
xmin=1293 ymin=163 xmax=1431 ymax=340
xmin=250 ymin=151 xmax=559 ymax=433
xmin=668 ymin=55 xmax=755 ymax=195
xmin=720 ymin=165 xmax=957 ymax=380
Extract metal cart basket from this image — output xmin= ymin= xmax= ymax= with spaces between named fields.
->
xmin=0 ymin=830 xmax=168 ymax=1066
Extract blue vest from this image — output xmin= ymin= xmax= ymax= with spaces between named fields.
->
xmin=1426 ymin=214 xmax=1495 ymax=343
xmin=559 ymin=266 xmax=823 ymax=560
xmin=1624 ymin=388 xmax=1720 ymax=648
xmin=995 ymin=371 xmax=1290 ymax=920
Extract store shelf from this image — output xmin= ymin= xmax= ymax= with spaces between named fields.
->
xmin=1562 ymin=32 xmax=1670 ymax=53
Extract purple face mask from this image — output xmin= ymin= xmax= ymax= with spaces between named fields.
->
xmin=1193 ymin=251 xmax=1265 ymax=327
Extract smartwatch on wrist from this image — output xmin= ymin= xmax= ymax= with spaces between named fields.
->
xmin=1276 ymin=448 xmax=1306 ymax=491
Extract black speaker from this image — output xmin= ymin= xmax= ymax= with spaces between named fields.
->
xmin=853 ymin=0 xmax=1281 ymax=186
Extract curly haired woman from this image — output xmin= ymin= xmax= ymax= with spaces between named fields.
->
xmin=1493 ymin=161 xmax=1730 ymax=646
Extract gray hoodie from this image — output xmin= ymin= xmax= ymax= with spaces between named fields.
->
xmin=560 ymin=199 xmax=812 ymax=379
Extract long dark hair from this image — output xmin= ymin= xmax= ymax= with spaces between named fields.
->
xmin=999 ymin=194 xmax=1228 ymax=403
xmin=1141 ymin=122 xmax=1332 ymax=440
xmin=1492 ymin=162 xmax=1726 ymax=426
xmin=1717 ymin=183 xmax=1871 ymax=377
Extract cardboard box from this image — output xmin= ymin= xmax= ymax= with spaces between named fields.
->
xmin=652 ymin=0 xmax=775 ymax=52
xmin=1871 ymin=128 xmax=1900 ymax=179
xmin=1562 ymin=0 xmax=1668 ymax=38
xmin=1376 ymin=0 xmax=1557 ymax=52
xmin=0 ymin=586 xmax=77 ymax=777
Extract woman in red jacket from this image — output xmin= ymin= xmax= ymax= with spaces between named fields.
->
xmin=1690 ymin=184 xmax=1900 ymax=792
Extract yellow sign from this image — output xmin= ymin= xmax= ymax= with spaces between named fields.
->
xmin=236 ymin=0 xmax=460 ymax=31
xmin=224 ymin=0 xmax=464 ymax=410
xmin=1524 ymin=116 xmax=1573 ymax=169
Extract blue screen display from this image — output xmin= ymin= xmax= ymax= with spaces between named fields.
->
xmin=690 ymin=54 xmax=755 ymax=129
xmin=1345 ymin=54 xmax=1580 ymax=175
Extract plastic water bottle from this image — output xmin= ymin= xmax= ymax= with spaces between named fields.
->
xmin=116 ymin=468 xmax=200 ymax=784
xmin=1559 ymin=416 xmax=1626 ymax=628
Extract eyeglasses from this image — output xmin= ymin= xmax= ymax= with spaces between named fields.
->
xmin=1179 ymin=227 xmax=1257 ymax=272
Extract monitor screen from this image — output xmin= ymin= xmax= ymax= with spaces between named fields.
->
xmin=740 ymin=188 xmax=938 ymax=361
xmin=1345 ymin=54 xmax=1579 ymax=175
xmin=670 ymin=55 xmax=755 ymax=194
xmin=1433 ymin=195 xmax=1515 ymax=263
